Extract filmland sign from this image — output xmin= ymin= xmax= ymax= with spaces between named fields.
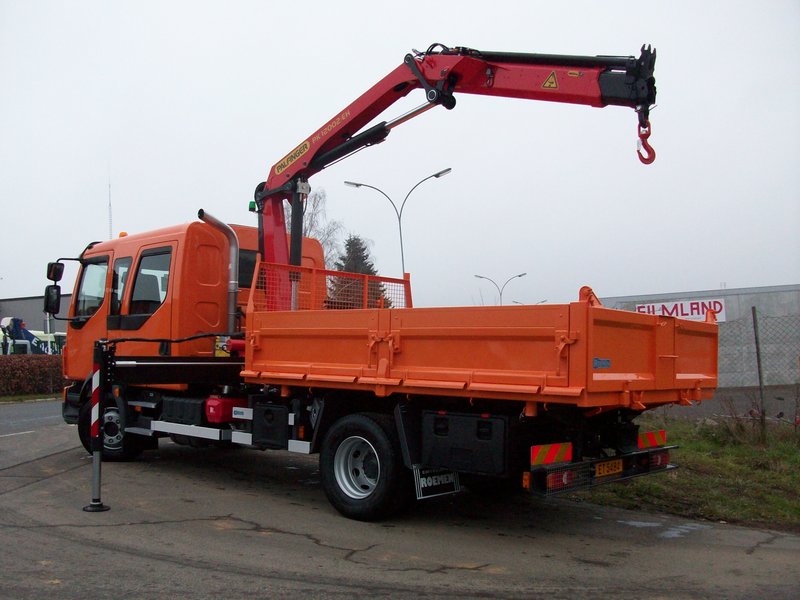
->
xmin=635 ymin=299 xmax=727 ymax=322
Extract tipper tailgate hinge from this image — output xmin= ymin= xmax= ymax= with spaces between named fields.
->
xmin=621 ymin=388 xmax=647 ymax=411
xmin=369 ymin=332 xmax=400 ymax=355
xmin=556 ymin=330 xmax=578 ymax=376
xmin=556 ymin=330 xmax=578 ymax=355
xmin=249 ymin=331 xmax=261 ymax=350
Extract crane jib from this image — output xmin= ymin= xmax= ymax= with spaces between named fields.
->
xmin=256 ymin=43 xmax=658 ymax=264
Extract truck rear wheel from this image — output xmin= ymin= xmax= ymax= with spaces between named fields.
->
xmin=78 ymin=401 xmax=145 ymax=461
xmin=320 ymin=413 xmax=413 ymax=521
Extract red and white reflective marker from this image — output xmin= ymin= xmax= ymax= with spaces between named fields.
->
xmin=84 ymin=343 xmax=110 ymax=513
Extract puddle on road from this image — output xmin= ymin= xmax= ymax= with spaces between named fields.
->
xmin=617 ymin=519 xmax=711 ymax=539
xmin=658 ymin=523 xmax=711 ymax=539
xmin=617 ymin=520 xmax=662 ymax=528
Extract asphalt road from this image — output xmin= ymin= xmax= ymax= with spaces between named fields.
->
xmin=1 ymin=400 xmax=798 ymax=599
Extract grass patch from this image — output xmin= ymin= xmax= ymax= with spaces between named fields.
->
xmin=573 ymin=414 xmax=800 ymax=532
xmin=0 ymin=393 xmax=57 ymax=404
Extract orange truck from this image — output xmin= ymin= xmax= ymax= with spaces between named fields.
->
xmin=45 ymin=44 xmax=718 ymax=520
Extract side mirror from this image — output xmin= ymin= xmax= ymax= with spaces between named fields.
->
xmin=47 ymin=262 xmax=65 ymax=282
xmin=44 ymin=284 xmax=62 ymax=315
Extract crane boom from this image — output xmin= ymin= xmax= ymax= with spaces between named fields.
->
xmin=254 ymin=43 xmax=657 ymax=266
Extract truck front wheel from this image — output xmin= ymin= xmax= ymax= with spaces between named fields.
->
xmin=78 ymin=401 xmax=144 ymax=461
xmin=320 ymin=413 xmax=413 ymax=521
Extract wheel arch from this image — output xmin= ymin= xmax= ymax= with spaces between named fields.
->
xmin=309 ymin=391 xmax=404 ymax=455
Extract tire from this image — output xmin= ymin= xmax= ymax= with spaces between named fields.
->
xmin=78 ymin=401 xmax=145 ymax=461
xmin=319 ymin=413 xmax=413 ymax=521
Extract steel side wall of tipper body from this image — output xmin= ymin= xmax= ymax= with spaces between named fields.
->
xmin=242 ymin=289 xmax=718 ymax=411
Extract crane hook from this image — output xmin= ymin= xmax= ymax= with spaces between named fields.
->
xmin=637 ymin=120 xmax=656 ymax=165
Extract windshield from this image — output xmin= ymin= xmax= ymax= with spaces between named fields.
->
xmin=75 ymin=258 xmax=109 ymax=317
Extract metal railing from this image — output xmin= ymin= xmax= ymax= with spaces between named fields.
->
xmin=252 ymin=262 xmax=412 ymax=312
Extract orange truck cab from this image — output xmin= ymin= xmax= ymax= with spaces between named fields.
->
xmin=59 ymin=219 xmax=323 ymax=447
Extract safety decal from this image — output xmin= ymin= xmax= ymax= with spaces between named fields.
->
xmin=541 ymin=71 xmax=559 ymax=89
xmin=531 ymin=442 xmax=573 ymax=466
xmin=637 ymin=430 xmax=667 ymax=449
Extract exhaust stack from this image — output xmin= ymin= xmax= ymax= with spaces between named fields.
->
xmin=198 ymin=209 xmax=239 ymax=334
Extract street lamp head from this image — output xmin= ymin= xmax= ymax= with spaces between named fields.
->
xmin=344 ymin=181 xmax=362 ymax=188
xmin=434 ymin=168 xmax=452 ymax=178
xmin=517 ymin=272 xmax=527 ymax=278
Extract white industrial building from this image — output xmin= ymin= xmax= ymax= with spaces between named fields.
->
xmin=602 ymin=284 xmax=800 ymax=388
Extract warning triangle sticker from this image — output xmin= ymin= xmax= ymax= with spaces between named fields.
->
xmin=542 ymin=71 xmax=558 ymax=89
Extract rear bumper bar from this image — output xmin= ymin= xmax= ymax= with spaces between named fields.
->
xmin=530 ymin=445 xmax=677 ymax=496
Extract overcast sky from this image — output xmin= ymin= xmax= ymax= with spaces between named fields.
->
xmin=1 ymin=0 xmax=798 ymax=308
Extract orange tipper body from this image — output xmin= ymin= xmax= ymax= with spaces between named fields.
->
xmin=244 ymin=268 xmax=717 ymax=412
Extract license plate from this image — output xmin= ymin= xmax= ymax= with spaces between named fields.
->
xmin=595 ymin=459 xmax=623 ymax=478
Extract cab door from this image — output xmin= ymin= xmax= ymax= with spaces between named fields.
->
xmin=64 ymin=253 xmax=112 ymax=380
xmin=109 ymin=243 xmax=175 ymax=357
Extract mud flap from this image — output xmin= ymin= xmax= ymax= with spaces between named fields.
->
xmin=413 ymin=466 xmax=461 ymax=500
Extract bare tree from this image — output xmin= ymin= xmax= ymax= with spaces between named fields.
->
xmin=284 ymin=188 xmax=343 ymax=266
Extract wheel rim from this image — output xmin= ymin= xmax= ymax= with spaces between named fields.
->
xmin=333 ymin=435 xmax=380 ymax=499
xmin=102 ymin=407 xmax=124 ymax=451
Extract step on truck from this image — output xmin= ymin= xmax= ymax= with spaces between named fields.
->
xmin=45 ymin=43 xmax=718 ymax=521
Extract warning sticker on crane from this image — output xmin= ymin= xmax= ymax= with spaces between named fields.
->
xmin=542 ymin=71 xmax=559 ymax=89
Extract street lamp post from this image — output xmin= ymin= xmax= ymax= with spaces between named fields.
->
xmin=344 ymin=168 xmax=452 ymax=274
xmin=474 ymin=272 xmax=527 ymax=305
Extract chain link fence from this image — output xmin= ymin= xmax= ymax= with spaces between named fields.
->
xmin=718 ymin=311 xmax=800 ymax=388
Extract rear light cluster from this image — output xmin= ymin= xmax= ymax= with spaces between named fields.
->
xmin=529 ymin=431 xmax=674 ymax=496
xmin=635 ymin=449 xmax=670 ymax=470
xmin=546 ymin=467 xmax=576 ymax=491
xmin=532 ymin=463 xmax=591 ymax=494
xmin=649 ymin=449 xmax=670 ymax=468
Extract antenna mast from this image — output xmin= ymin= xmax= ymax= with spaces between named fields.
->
xmin=108 ymin=179 xmax=112 ymax=240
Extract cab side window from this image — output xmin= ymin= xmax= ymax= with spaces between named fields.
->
xmin=238 ymin=249 xmax=258 ymax=289
xmin=130 ymin=249 xmax=171 ymax=316
xmin=74 ymin=258 xmax=109 ymax=317
xmin=110 ymin=257 xmax=132 ymax=316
